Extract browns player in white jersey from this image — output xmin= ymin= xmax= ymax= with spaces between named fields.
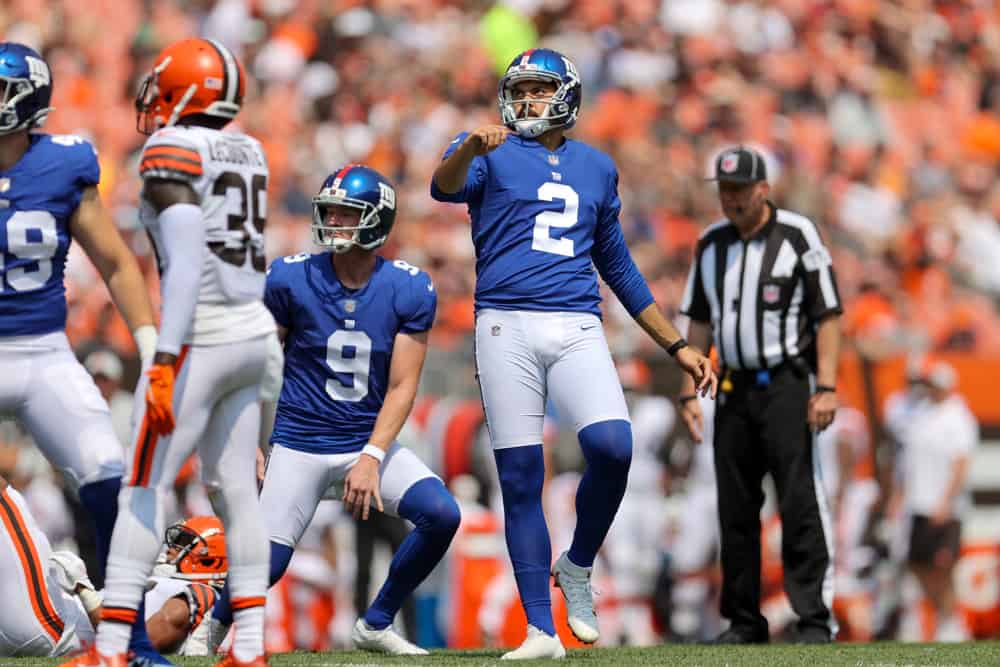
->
xmin=63 ymin=39 xmax=276 ymax=667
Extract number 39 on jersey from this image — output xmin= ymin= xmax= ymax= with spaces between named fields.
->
xmin=138 ymin=125 xmax=269 ymax=305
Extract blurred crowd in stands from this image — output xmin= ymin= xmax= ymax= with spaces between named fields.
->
xmin=3 ymin=0 xmax=1000 ymax=375
xmin=2 ymin=0 xmax=1000 ymax=648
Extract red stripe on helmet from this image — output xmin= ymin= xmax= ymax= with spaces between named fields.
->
xmin=331 ymin=164 xmax=357 ymax=188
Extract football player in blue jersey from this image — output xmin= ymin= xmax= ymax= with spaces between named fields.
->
xmin=432 ymin=48 xmax=717 ymax=658
xmin=206 ymin=165 xmax=460 ymax=656
xmin=0 ymin=43 xmax=170 ymax=665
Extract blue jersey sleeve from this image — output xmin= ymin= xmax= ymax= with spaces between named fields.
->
xmin=264 ymin=255 xmax=302 ymax=328
xmin=429 ymin=132 xmax=487 ymax=204
xmin=592 ymin=166 xmax=654 ymax=317
xmin=74 ymin=139 xmax=101 ymax=188
xmin=395 ymin=268 xmax=437 ymax=334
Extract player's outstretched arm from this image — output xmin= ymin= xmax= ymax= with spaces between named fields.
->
xmin=343 ymin=330 xmax=430 ymax=521
xmin=635 ymin=304 xmax=717 ymax=398
xmin=143 ymin=596 xmax=192 ymax=653
xmin=432 ymin=125 xmax=510 ymax=194
xmin=70 ymin=185 xmax=157 ymax=362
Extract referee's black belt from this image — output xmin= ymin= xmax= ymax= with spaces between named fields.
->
xmin=722 ymin=357 xmax=810 ymax=390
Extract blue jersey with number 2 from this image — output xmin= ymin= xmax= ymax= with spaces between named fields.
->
xmin=265 ymin=253 xmax=436 ymax=455
xmin=430 ymin=133 xmax=653 ymax=317
xmin=0 ymin=134 xmax=100 ymax=336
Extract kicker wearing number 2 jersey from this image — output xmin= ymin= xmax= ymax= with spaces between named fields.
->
xmin=432 ymin=132 xmax=651 ymax=316
xmin=429 ymin=48 xmax=718 ymax=659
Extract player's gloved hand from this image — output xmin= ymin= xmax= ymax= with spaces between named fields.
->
xmin=344 ymin=453 xmax=384 ymax=521
xmin=51 ymin=550 xmax=96 ymax=595
xmin=463 ymin=125 xmax=512 ymax=156
xmin=676 ymin=347 xmax=718 ymax=399
xmin=146 ymin=363 xmax=177 ymax=435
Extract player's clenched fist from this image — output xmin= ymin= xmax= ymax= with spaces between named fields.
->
xmin=145 ymin=364 xmax=177 ymax=435
xmin=463 ymin=125 xmax=512 ymax=155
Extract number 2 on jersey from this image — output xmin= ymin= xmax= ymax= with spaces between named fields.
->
xmin=532 ymin=182 xmax=578 ymax=258
xmin=326 ymin=330 xmax=372 ymax=402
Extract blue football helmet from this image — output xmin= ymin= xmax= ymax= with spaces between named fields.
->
xmin=0 ymin=43 xmax=53 ymax=136
xmin=312 ymin=165 xmax=397 ymax=254
xmin=498 ymin=48 xmax=581 ymax=139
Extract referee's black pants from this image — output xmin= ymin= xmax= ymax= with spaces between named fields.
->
xmin=713 ymin=364 xmax=834 ymax=637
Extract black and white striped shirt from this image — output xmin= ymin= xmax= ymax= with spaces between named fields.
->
xmin=680 ymin=203 xmax=842 ymax=371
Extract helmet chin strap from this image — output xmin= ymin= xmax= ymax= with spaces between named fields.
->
xmin=331 ymin=237 xmax=356 ymax=254
xmin=513 ymin=118 xmax=551 ymax=138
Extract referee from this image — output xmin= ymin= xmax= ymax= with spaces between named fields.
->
xmin=678 ymin=147 xmax=842 ymax=644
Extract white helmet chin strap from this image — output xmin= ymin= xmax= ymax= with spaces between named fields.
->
xmin=330 ymin=236 xmax=357 ymax=254
xmin=512 ymin=117 xmax=552 ymax=138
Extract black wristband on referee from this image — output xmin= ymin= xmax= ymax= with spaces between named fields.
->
xmin=667 ymin=338 xmax=688 ymax=357
xmin=678 ymin=394 xmax=697 ymax=405
xmin=815 ymin=384 xmax=836 ymax=394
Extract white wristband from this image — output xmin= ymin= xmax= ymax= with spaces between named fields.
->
xmin=361 ymin=444 xmax=386 ymax=464
xmin=133 ymin=325 xmax=158 ymax=365
xmin=78 ymin=587 xmax=104 ymax=614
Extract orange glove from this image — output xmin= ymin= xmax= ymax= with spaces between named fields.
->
xmin=145 ymin=363 xmax=176 ymax=436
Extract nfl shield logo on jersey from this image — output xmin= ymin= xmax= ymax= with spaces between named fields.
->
xmin=343 ymin=299 xmax=356 ymax=313
xmin=547 ymin=154 xmax=559 ymax=166
xmin=763 ymin=284 xmax=780 ymax=305
xmin=0 ymin=178 xmax=9 ymax=193
xmin=491 ymin=324 xmax=501 ymax=337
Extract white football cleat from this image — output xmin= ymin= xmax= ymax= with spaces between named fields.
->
xmin=351 ymin=618 xmax=429 ymax=655
xmin=501 ymin=625 xmax=566 ymax=660
xmin=552 ymin=551 xmax=599 ymax=643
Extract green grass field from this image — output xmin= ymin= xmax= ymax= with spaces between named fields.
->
xmin=7 ymin=643 xmax=1000 ymax=667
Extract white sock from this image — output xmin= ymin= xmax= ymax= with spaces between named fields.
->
xmin=232 ymin=604 xmax=265 ymax=661
xmin=97 ymin=486 xmax=164 ymax=655
xmin=96 ymin=619 xmax=133 ymax=657
xmin=217 ymin=482 xmax=268 ymax=662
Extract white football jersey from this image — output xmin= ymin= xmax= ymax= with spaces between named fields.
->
xmin=139 ymin=124 xmax=275 ymax=345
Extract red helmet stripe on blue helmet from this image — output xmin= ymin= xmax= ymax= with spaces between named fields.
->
xmin=331 ymin=164 xmax=355 ymax=188
xmin=519 ymin=49 xmax=535 ymax=67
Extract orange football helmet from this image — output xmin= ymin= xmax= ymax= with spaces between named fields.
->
xmin=157 ymin=515 xmax=227 ymax=583
xmin=135 ymin=38 xmax=245 ymax=134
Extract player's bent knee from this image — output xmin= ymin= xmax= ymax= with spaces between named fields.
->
xmin=579 ymin=419 xmax=633 ymax=472
xmin=433 ymin=491 xmax=462 ymax=538
xmin=399 ymin=477 xmax=461 ymax=539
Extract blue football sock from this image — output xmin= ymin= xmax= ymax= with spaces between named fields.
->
xmin=364 ymin=477 xmax=460 ymax=630
xmin=494 ymin=445 xmax=555 ymax=636
xmin=77 ymin=476 xmax=121 ymax=583
xmin=567 ymin=419 xmax=632 ymax=568
xmin=213 ymin=540 xmax=293 ymax=627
